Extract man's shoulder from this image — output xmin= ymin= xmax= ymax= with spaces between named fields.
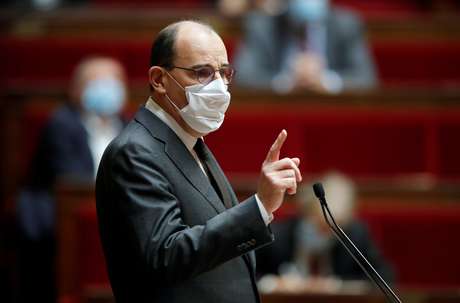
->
xmin=45 ymin=103 xmax=83 ymax=133
xmin=109 ymin=118 xmax=159 ymax=155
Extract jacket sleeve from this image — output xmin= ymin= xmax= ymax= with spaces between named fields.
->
xmin=103 ymin=141 xmax=274 ymax=284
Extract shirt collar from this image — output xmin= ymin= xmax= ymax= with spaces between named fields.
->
xmin=145 ymin=97 xmax=198 ymax=152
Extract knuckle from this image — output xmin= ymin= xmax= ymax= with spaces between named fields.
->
xmin=262 ymin=165 xmax=271 ymax=176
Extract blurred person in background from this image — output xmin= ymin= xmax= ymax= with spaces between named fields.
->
xmin=256 ymin=172 xmax=393 ymax=289
xmin=0 ymin=0 xmax=87 ymax=10
xmin=16 ymin=56 xmax=127 ymax=303
xmin=230 ymin=0 xmax=378 ymax=94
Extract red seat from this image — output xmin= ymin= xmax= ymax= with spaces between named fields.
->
xmin=0 ymin=37 xmax=151 ymax=88
xmin=75 ymin=204 xmax=110 ymax=293
xmin=72 ymin=200 xmax=460 ymax=292
xmin=92 ymin=0 xmax=207 ymax=8
xmin=205 ymin=106 xmax=460 ymax=179
xmin=3 ymin=37 xmax=460 ymax=89
xmin=372 ymin=41 xmax=460 ymax=87
xmin=359 ymin=204 xmax=460 ymax=288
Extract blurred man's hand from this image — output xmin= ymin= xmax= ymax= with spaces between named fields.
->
xmin=292 ymin=52 xmax=327 ymax=93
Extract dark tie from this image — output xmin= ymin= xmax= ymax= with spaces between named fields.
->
xmin=194 ymin=139 xmax=233 ymax=209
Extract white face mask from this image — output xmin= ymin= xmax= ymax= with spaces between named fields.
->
xmin=166 ymin=74 xmax=231 ymax=135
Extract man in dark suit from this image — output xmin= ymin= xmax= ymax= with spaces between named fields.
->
xmin=96 ymin=20 xmax=302 ymax=303
xmin=234 ymin=0 xmax=377 ymax=93
xmin=17 ymin=57 xmax=126 ymax=303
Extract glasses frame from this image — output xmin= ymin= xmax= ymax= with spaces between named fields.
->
xmin=168 ymin=65 xmax=235 ymax=85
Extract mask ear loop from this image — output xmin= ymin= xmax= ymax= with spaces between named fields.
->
xmin=165 ymin=93 xmax=182 ymax=112
xmin=164 ymin=70 xmax=186 ymax=113
xmin=165 ymin=70 xmax=186 ymax=91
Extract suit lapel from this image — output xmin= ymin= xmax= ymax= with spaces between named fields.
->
xmin=134 ymin=107 xmax=226 ymax=214
xmin=135 ymin=108 xmax=256 ymax=271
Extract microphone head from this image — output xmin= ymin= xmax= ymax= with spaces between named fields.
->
xmin=312 ymin=182 xmax=325 ymax=199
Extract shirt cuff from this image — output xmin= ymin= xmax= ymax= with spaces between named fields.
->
xmin=255 ymin=194 xmax=274 ymax=225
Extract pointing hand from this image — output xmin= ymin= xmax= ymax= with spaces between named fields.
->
xmin=257 ymin=130 xmax=302 ymax=214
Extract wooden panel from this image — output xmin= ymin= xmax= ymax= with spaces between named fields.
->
xmin=55 ymin=181 xmax=97 ymax=299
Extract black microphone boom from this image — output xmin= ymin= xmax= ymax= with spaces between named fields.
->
xmin=312 ymin=182 xmax=402 ymax=303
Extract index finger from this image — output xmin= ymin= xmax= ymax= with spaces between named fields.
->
xmin=265 ymin=129 xmax=287 ymax=163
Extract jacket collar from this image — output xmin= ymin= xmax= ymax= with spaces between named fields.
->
xmin=134 ymin=106 xmax=226 ymax=214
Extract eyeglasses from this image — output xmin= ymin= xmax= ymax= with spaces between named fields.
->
xmin=169 ymin=65 xmax=235 ymax=85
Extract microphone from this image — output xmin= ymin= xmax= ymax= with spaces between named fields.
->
xmin=312 ymin=182 xmax=402 ymax=303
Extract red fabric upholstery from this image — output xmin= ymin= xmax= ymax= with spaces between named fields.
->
xmin=335 ymin=0 xmax=423 ymax=15
xmin=73 ymin=202 xmax=460 ymax=292
xmin=205 ymin=106 xmax=460 ymax=179
xmin=3 ymin=37 xmax=460 ymax=89
xmin=358 ymin=204 xmax=460 ymax=288
xmin=75 ymin=204 xmax=110 ymax=293
xmin=0 ymin=38 xmax=150 ymax=88
xmin=334 ymin=0 xmax=460 ymax=18
xmin=439 ymin=121 xmax=460 ymax=177
xmin=18 ymin=104 xmax=460 ymax=180
xmin=92 ymin=0 xmax=206 ymax=7
xmin=372 ymin=41 xmax=460 ymax=87
xmin=17 ymin=105 xmax=56 ymax=179
xmin=90 ymin=0 xmax=460 ymax=15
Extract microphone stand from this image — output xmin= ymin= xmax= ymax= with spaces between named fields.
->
xmin=313 ymin=183 xmax=402 ymax=303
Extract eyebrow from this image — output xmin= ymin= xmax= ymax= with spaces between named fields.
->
xmin=190 ymin=63 xmax=231 ymax=69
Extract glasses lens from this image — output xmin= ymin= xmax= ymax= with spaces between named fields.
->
xmin=196 ymin=66 xmax=214 ymax=84
xmin=195 ymin=66 xmax=235 ymax=85
xmin=220 ymin=67 xmax=234 ymax=85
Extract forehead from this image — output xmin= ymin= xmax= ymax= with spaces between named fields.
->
xmin=174 ymin=24 xmax=228 ymax=67
xmin=79 ymin=60 xmax=124 ymax=82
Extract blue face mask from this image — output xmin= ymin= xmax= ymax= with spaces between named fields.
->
xmin=82 ymin=77 xmax=126 ymax=116
xmin=288 ymin=0 xmax=329 ymax=24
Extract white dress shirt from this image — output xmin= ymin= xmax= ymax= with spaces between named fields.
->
xmin=82 ymin=112 xmax=123 ymax=178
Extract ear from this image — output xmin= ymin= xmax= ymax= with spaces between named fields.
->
xmin=149 ymin=66 xmax=166 ymax=94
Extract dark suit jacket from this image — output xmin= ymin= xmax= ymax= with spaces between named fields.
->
xmin=234 ymin=7 xmax=377 ymax=90
xmin=96 ymin=107 xmax=274 ymax=303
xmin=16 ymin=104 xmax=96 ymax=303
xmin=18 ymin=104 xmax=94 ymax=240
xmin=256 ymin=218 xmax=394 ymax=283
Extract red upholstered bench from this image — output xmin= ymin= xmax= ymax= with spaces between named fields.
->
xmin=359 ymin=203 xmax=460 ymax=289
xmin=92 ymin=0 xmax=207 ymax=7
xmin=0 ymin=38 xmax=151 ymax=88
xmin=75 ymin=205 xmax=110 ymax=293
xmin=372 ymin=40 xmax=460 ymax=88
xmin=71 ymin=201 xmax=460 ymax=294
xmin=3 ymin=37 xmax=460 ymax=89
xmin=205 ymin=106 xmax=460 ymax=179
